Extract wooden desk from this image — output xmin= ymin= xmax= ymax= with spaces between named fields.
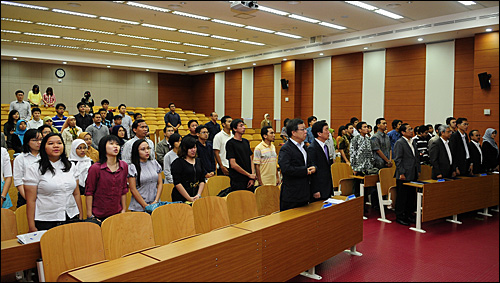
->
xmin=1 ymin=239 xmax=41 ymax=276
xmin=350 ymin=174 xmax=379 ymax=220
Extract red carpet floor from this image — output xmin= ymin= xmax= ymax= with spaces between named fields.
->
xmin=288 ymin=206 xmax=499 ymax=282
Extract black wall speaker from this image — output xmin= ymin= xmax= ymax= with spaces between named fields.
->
xmin=478 ymin=72 xmax=492 ymax=89
xmin=280 ymin=78 xmax=289 ymax=89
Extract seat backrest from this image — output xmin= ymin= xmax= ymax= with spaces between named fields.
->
xmin=338 ymin=178 xmax=355 ymax=196
xmin=151 ymin=203 xmax=196 ymax=245
xmin=419 ymin=164 xmax=432 ymax=181
xmin=101 ymin=212 xmax=156 ymax=260
xmin=192 ymin=196 xmax=230 ymax=234
xmin=161 ymin=183 xmax=174 ymax=202
xmin=206 ymin=176 xmax=231 ymax=196
xmin=15 ymin=205 xmax=29 ymax=235
xmin=378 ymin=167 xmax=396 ymax=196
xmin=125 ymin=191 xmax=132 ymax=211
xmin=331 ymin=163 xmax=352 ymax=188
xmin=226 ymin=190 xmax=259 ymax=224
xmin=80 ymin=195 xmax=87 ymax=220
xmin=254 ymin=185 xmax=280 ymax=215
xmin=40 ymin=222 xmax=105 ymax=282
xmin=363 ymin=174 xmax=380 ymax=187
xmin=252 ymin=134 xmax=262 ymax=141
xmin=250 ymin=140 xmax=261 ymax=148
xmin=1 ymin=208 xmax=17 ymax=241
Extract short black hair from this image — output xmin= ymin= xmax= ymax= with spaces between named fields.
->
xmin=101 ymin=99 xmax=109 ymax=105
xmin=15 ymin=90 xmax=24 ymax=95
xmin=31 ymin=107 xmax=41 ymax=114
xmin=338 ymin=125 xmax=345 ymax=135
xmin=426 ymin=124 xmax=433 ymax=129
xmin=456 ymin=117 xmax=468 ymax=125
xmin=221 ymin=115 xmax=231 ymax=125
xmin=55 ymin=103 xmax=66 ymax=110
xmin=286 ymin=118 xmax=304 ymax=138
xmin=469 ymin=129 xmax=479 ymax=139
xmin=98 ymin=108 xmax=107 ymax=114
xmin=356 ymin=121 xmax=366 ymax=131
xmin=134 ymin=112 xmax=143 ymax=120
xmin=446 ymin=117 xmax=456 ymax=125
xmin=283 ymin=118 xmax=290 ymax=127
xmin=113 ymin=115 xmax=122 ymax=121
xmin=77 ymin=102 xmax=86 ymax=109
xmin=375 ymin=118 xmax=385 ymax=126
xmin=345 ymin=123 xmax=354 ymax=129
xmin=434 ymin=123 xmax=442 ymax=131
xmin=132 ymin=119 xmax=146 ymax=130
xmin=391 ymin=119 xmax=402 ymax=129
xmin=416 ymin=125 xmax=428 ymax=134
xmin=188 ymin=119 xmax=199 ymax=128
xmin=350 ymin=117 xmax=359 ymax=124
xmin=307 ymin=116 xmax=317 ymax=126
xmin=311 ymin=120 xmax=328 ymax=138
xmin=118 ymin=104 xmax=126 ymax=110
xmin=398 ymin=123 xmax=410 ymax=135
xmin=168 ymin=102 xmax=175 ymax=108
xmin=260 ymin=126 xmax=273 ymax=140
xmin=168 ymin=133 xmax=181 ymax=148
xmin=230 ymin=119 xmax=244 ymax=134
xmin=163 ymin=125 xmax=173 ymax=133
xmin=38 ymin=124 xmax=53 ymax=134
xmin=195 ymin=124 xmax=208 ymax=134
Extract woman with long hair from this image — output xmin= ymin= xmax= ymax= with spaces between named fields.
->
xmin=11 ymin=119 xmax=28 ymax=153
xmin=61 ymin=116 xmax=82 ymax=157
xmin=13 ymin=129 xmax=42 ymax=208
xmin=24 ymin=133 xmax=83 ymax=232
xmin=110 ymin=125 xmax=128 ymax=147
xmin=3 ymin=109 xmax=19 ymax=148
xmin=85 ymin=135 xmax=128 ymax=222
xmin=28 ymin=84 xmax=42 ymax=107
xmin=78 ymin=132 xmax=99 ymax=162
xmin=42 ymin=87 xmax=56 ymax=107
xmin=69 ymin=139 xmax=93 ymax=195
xmin=170 ymin=137 xmax=205 ymax=202
xmin=128 ymin=139 xmax=163 ymax=212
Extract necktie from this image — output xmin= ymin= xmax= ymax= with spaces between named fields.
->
xmin=324 ymin=144 xmax=329 ymax=161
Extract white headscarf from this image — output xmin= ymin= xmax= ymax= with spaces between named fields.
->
xmin=482 ymin=128 xmax=499 ymax=156
xmin=69 ymin=139 xmax=92 ymax=187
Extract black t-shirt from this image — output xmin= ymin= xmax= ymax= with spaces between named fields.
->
xmin=171 ymin=158 xmax=205 ymax=202
xmin=225 ymin=138 xmax=252 ymax=184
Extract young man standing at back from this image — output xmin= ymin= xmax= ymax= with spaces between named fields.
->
xmin=254 ymin=126 xmax=280 ymax=187
xmin=213 ymin=115 xmax=233 ymax=176
xmin=100 ymin=99 xmax=115 ymax=123
xmin=164 ymin=102 xmax=181 ymax=133
xmin=27 ymin=107 xmax=43 ymax=130
xmin=117 ymin=104 xmax=133 ymax=138
xmin=196 ymin=125 xmax=216 ymax=179
xmin=52 ymin=103 xmax=67 ymax=133
xmin=225 ymin=119 xmax=256 ymax=192
xmin=75 ymin=102 xmax=93 ymax=131
xmin=205 ymin=112 xmax=221 ymax=143
xmin=10 ymin=90 xmax=31 ymax=121
xmin=156 ymin=125 xmax=174 ymax=168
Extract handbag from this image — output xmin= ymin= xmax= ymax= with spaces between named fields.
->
xmin=144 ymin=201 xmax=184 ymax=214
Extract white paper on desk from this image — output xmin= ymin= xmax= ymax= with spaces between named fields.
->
xmin=492 ymin=171 xmax=499 ymax=174
xmin=16 ymin=230 xmax=47 ymax=244
xmin=324 ymin=198 xmax=345 ymax=205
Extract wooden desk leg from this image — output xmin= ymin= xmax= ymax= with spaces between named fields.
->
xmin=410 ymin=192 xmax=426 ymax=233
xmin=477 ymin=208 xmax=492 ymax=217
xmin=491 ymin=205 xmax=499 ymax=212
xmin=446 ymin=214 xmax=462 ymax=224
xmin=344 ymin=245 xmax=363 ymax=256
xmin=360 ymin=184 xmax=367 ymax=220
xmin=376 ymin=183 xmax=391 ymax=223
xmin=300 ymin=266 xmax=322 ymax=280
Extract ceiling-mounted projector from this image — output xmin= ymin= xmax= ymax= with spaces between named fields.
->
xmin=230 ymin=1 xmax=259 ymax=12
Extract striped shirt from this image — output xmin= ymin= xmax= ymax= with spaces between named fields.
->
xmin=253 ymin=141 xmax=277 ymax=186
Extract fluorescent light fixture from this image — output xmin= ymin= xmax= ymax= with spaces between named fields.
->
xmin=258 ymin=5 xmax=289 ymax=16
xmin=126 ymin=1 xmax=170 ymax=12
xmin=178 ymin=30 xmax=210 ymax=36
xmin=417 ymin=37 xmax=423 ymax=41
xmin=160 ymin=49 xmax=185 ymax=54
xmin=227 ymin=67 xmax=231 ymax=69
xmin=118 ymin=33 xmax=150 ymax=40
xmin=240 ymin=40 xmax=265 ymax=46
xmin=319 ymin=53 xmax=324 ymax=55
xmin=113 ymin=1 xmax=125 ymax=3
xmin=172 ymin=11 xmax=210 ymax=20
xmin=363 ymin=47 xmax=368 ymax=50
xmin=79 ymin=28 xmax=114 ymax=35
xmin=52 ymin=9 xmax=97 ymax=18
xmin=24 ymin=32 xmax=60 ymax=38
xmin=211 ymin=35 xmax=239 ymax=41
xmin=50 ymin=45 xmax=79 ymax=49
xmin=211 ymin=47 xmax=235 ymax=52
xmin=253 ymin=63 xmax=256 ymax=66
xmin=1 ymin=29 xmax=21 ymax=34
xmin=113 ymin=51 xmax=139 ymax=56
xmin=98 ymin=41 xmax=128 ymax=46
xmin=146 ymin=69 xmax=149 ymax=71
xmin=374 ymin=9 xmax=403 ymax=19
xmin=1 ymin=39 xmax=11 ymax=42
xmin=131 ymin=45 xmax=158 ymax=50
xmin=63 ymin=37 xmax=96 ymax=42
xmin=1 ymin=1 xmax=49 ymax=10
xmin=319 ymin=22 xmax=347 ymax=30
xmin=245 ymin=26 xmax=275 ymax=33
xmin=186 ymin=52 xmax=209 ymax=57
xmin=14 ymin=40 xmax=46 ymax=45
xmin=12 ymin=57 xmax=17 ymax=60
xmin=107 ymin=65 xmax=111 ymax=68
xmin=283 ymin=58 xmax=288 ymax=61
xmin=99 ymin=16 xmax=139 ymax=25
xmin=166 ymin=57 xmax=187 ymax=61
xmin=486 ymin=28 xmax=493 ymax=32
xmin=183 ymin=43 xmax=209 ymax=48
xmin=141 ymin=23 xmax=176 ymax=31
xmin=458 ymin=1 xmax=476 ymax=5
xmin=344 ymin=1 xmax=377 ymax=11
xmin=288 ymin=14 xmax=320 ymax=23
xmin=152 ymin=38 xmax=181 ymax=44
xmin=140 ymin=54 xmax=163 ymax=58
xmin=211 ymin=19 xmax=244 ymax=27
xmin=275 ymin=32 xmax=301 ymax=39
xmin=1 ymin=18 xmax=33 ymax=23
xmin=205 ymin=70 xmax=208 ymax=72
xmin=83 ymin=48 xmax=111 ymax=52
xmin=36 ymin=22 xmax=77 ymax=29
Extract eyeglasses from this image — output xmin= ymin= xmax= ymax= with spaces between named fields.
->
xmin=200 ymin=131 xmax=209 ymax=134
xmin=30 ymin=138 xmax=42 ymax=142
xmin=296 ymin=128 xmax=306 ymax=132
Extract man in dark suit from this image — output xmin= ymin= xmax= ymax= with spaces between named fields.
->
xmin=307 ymin=120 xmax=334 ymax=201
xmin=449 ymin=117 xmax=472 ymax=176
xmin=393 ymin=123 xmax=421 ymax=226
xmin=429 ymin=125 xmax=457 ymax=179
xmin=278 ymin=118 xmax=316 ymax=211
xmin=468 ymin=129 xmax=485 ymax=174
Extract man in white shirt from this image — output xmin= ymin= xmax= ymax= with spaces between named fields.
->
xmin=468 ymin=130 xmax=485 ymax=174
xmin=122 ymin=119 xmax=155 ymax=165
xmin=213 ymin=115 xmax=233 ymax=176
xmin=26 ymin=107 xmax=43 ymax=130
xmin=9 ymin=90 xmax=31 ymax=121
xmin=117 ymin=104 xmax=133 ymax=138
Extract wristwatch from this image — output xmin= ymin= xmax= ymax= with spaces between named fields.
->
xmin=1 ymin=196 xmax=6 ymax=201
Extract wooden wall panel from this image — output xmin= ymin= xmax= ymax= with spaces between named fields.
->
xmin=281 ymin=61 xmax=298 ymax=122
xmin=331 ymin=53 xmax=363 ymax=135
xmin=225 ymin=70 xmax=242 ymax=120
xmin=299 ymin=60 xmax=313 ymax=121
xmin=384 ymin=44 xmax=426 ymax=127
xmin=158 ymin=73 xmax=193 ymax=109
xmin=192 ymin=73 xmax=215 ymax=117
xmin=253 ymin=65 xmax=275 ymax=128
xmin=454 ymin=37 xmax=475 ymax=125
xmin=473 ymin=32 xmax=499 ymax=145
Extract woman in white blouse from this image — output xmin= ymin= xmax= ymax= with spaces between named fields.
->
xmin=69 ymin=139 xmax=93 ymax=195
xmin=24 ymin=133 xmax=83 ymax=232
xmin=1 ymin=147 xmax=13 ymax=209
xmin=13 ymin=129 xmax=42 ymax=208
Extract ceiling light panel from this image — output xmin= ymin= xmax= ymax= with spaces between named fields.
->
xmin=211 ymin=35 xmax=239 ymax=41
xmin=211 ymin=47 xmax=235 ymax=52
xmin=183 ymin=43 xmax=209 ymax=48
xmin=1 ymin=1 xmax=49 ymax=10
xmin=172 ymin=11 xmax=210 ymax=20
xmin=83 ymin=48 xmax=111 ymax=52
xmin=1 ymin=18 xmax=33 ymax=23
xmin=166 ymin=57 xmax=187 ymax=61
xmin=186 ymin=52 xmax=209 ymax=57
xmin=211 ymin=19 xmax=245 ymax=27
xmin=319 ymin=22 xmax=347 ymax=30
xmin=63 ymin=37 xmax=96 ymax=42
xmin=14 ymin=40 xmax=46 ymax=45
xmin=23 ymin=32 xmax=60 ymax=38
xmin=374 ymin=9 xmax=404 ymax=19
xmin=52 ymin=9 xmax=97 ymax=18
xmin=288 ymin=14 xmax=320 ymax=23
xmin=240 ymin=40 xmax=265 ymax=46
xmin=131 ymin=45 xmax=158 ymax=50
xmin=160 ymin=49 xmax=185 ymax=54
xmin=113 ymin=51 xmax=139 ymax=56
xmin=140 ymin=54 xmax=163 ymax=58
xmin=1 ymin=29 xmax=21 ymax=34
xmin=141 ymin=23 xmax=177 ymax=31
xmin=79 ymin=28 xmax=115 ymax=35
xmin=257 ymin=5 xmax=289 ymax=16
xmin=458 ymin=1 xmax=476 ymax=5
xmin=178 ymin=30 xmax=210 ymax=36
xmin=344 ymin=1 xmax=377 ymax=11
xmin=126 ymin=1 xmax=170 ymax=12
xmin=117 ymin=33 xmax=150 ymax=40
xmin=36 ymin=22 xmax=77 ymax=29
xmin=98 ymin=41 xmax=128 ymax=46
xmin=50 ymin=44 xmax=80 ymax=49
xmin=152 ymin=38 xmax=181 ymax=44
xmin=275 ymin=32 xmax=302 ymax=39
xmin=99 ymin=16 xmax=139 ymax=25
xmin=245 ymin=26 xmax=275 ymax=33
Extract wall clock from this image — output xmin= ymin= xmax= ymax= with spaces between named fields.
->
xmin=55 ymin=68 xmax=66 ymax=78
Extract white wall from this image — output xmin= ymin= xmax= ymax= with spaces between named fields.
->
xmin=313 ymin=57 xmax=332 ymax=123
xmin=214 ymin=72 xmax=225 ymax=117
xmin=362 ymin=50 xmax=386 ymax=126
xmin=241 ymin=68 xmax=254 ymax=126
xmin=274 ymin=64 xmax=281 ymax=130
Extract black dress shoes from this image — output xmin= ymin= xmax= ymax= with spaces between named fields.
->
xmin=396 ymin=218 xmax=410 ymax=226
xmin=407 ymin=215 xmax=416 ymax=224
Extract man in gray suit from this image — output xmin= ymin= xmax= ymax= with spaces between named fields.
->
xmin=393 ymin=123 xmax=420 ymax=226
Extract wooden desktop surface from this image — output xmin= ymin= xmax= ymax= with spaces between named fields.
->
xmin=1 ymin=239 xmax=41 ymax=276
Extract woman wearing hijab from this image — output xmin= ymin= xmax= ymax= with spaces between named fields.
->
xmin=261 ymin=113 xmax=271 ymax=129
xmin=61 ymin=116 xmax=82 ymax=157
xmin=110 ymin=125 xmax=128 ymax=147
xmin=482 ymin=128 xmax=499 ymax=172
xmin=43 ymin=116 xmax=59 ymax=134
xmin=11 ymin=120 xmax=28 ymax=153
xmin=4 ymin=110 xmax=20 ymax=148
xmin=78 ymin=132 xmax=99 ymax=163
xmin=69 ymin=139 xmax=93 ymax=195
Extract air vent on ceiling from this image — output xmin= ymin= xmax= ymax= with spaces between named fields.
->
xmin=413 ymin=24 xmax=432 ymax=30
xmin=479 ymin=13 xmax=498 ymax=19
xmin=320 ymin=41 xmax=331 ymax=45
xmin=331 ymin=39 xmax=346 ymax=44
xmin=434 ymin=20 xmax=454 ymax=27
xmin=454 ymin=17 xmax=476 ymax=23
xmin=362 ymin=34 xmax=376 ymax=39
xmin=309 ymin=35 xmax=323 ymax=44
xmin=306 ymin=43 xmax=321 ymax=48
xmin=346 ymin=36 xmax=360 ymax=42
xmin=377 ymin=31 xmax=394 ymax=36
xmin=395 ymin=27 xmax=412 ymax=33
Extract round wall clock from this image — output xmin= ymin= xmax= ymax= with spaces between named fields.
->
xmin=55 ymin=68 xmax=66 ymax=78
